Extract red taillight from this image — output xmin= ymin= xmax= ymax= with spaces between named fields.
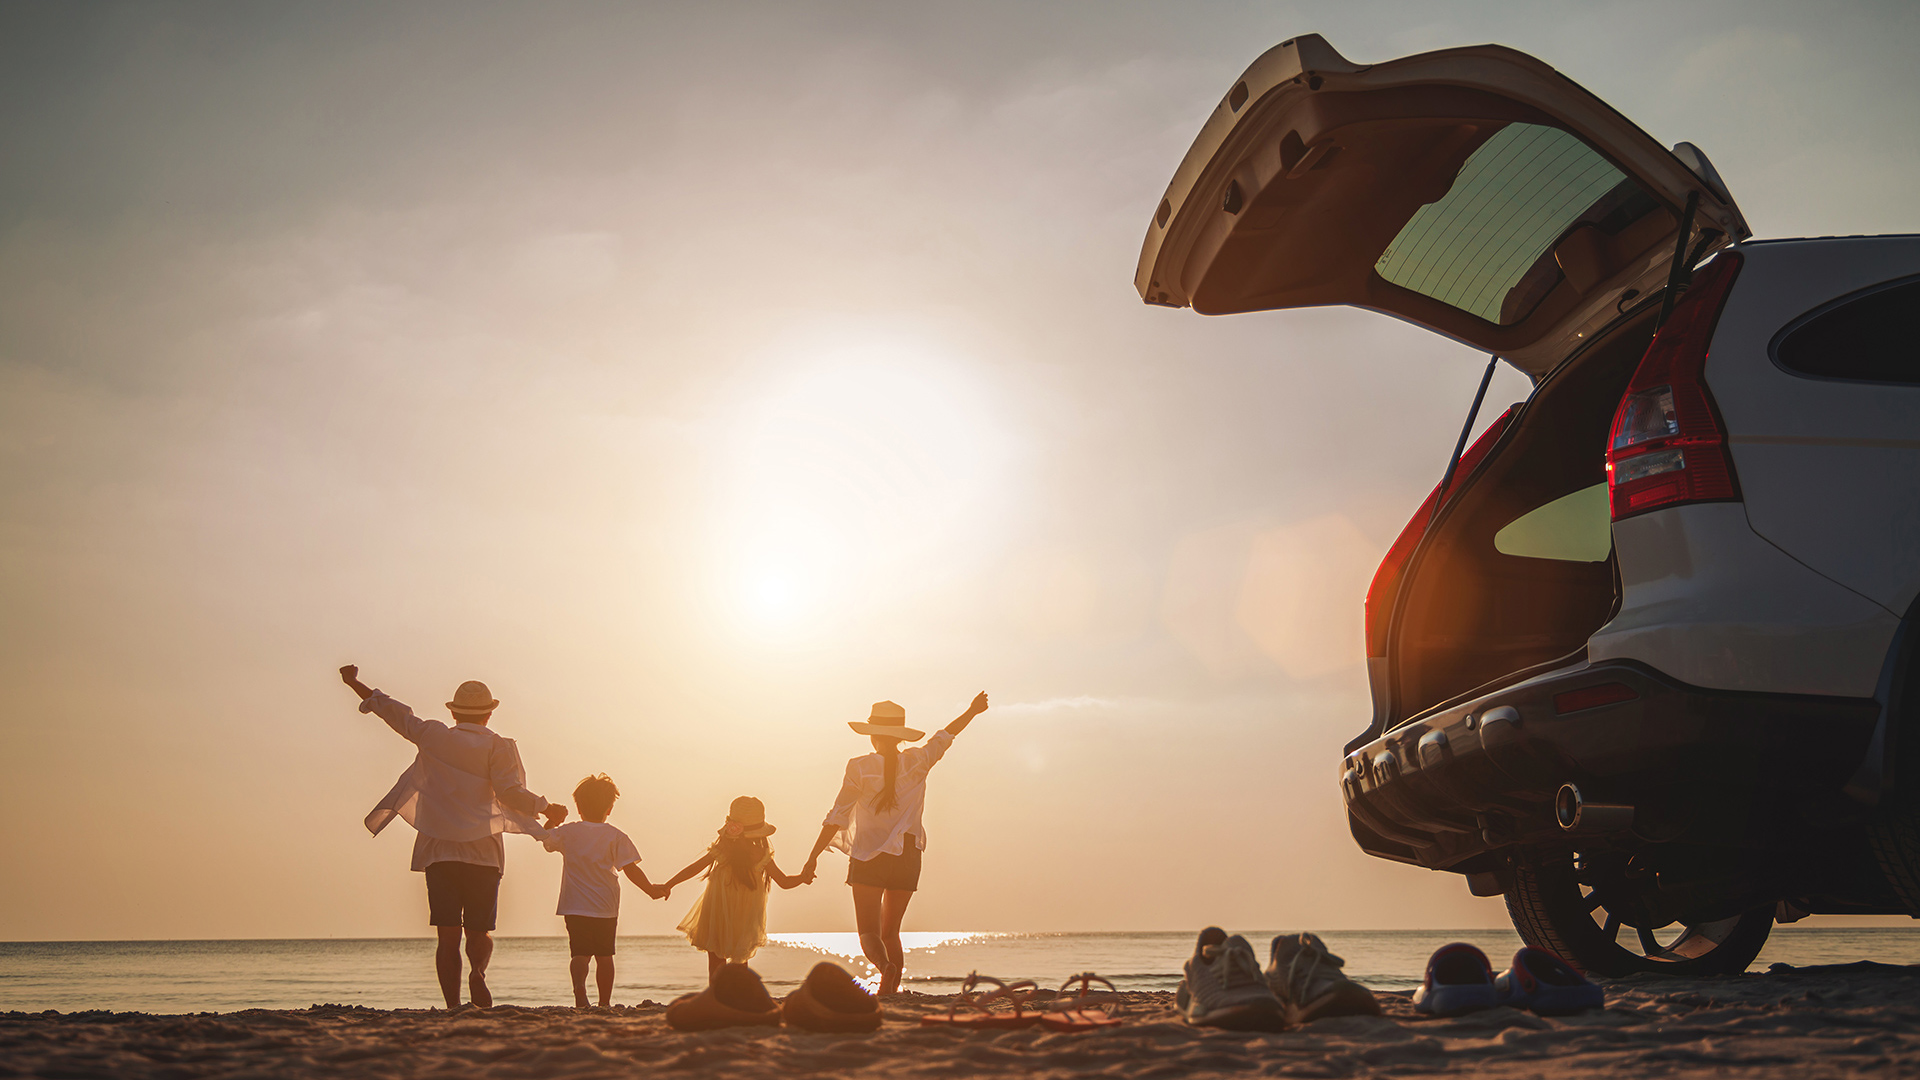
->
xmin=1365 ymin=408 xmax=1515 ymax=656
xmin=1553 ymin=682 xmax=1639 ymax=714
xmin=1606 ymin=254 xmax=1744 ymax=520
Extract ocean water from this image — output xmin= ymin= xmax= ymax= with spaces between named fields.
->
xmin=4 ymin=927 xmax=1918 ymax=1014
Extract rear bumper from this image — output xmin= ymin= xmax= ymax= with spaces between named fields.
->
xmin=1342 ymin=658 xmax=1879 ymax=872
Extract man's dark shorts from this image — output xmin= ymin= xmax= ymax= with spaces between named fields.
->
xmin=425 ymin=861 xmax=501 ymax=931
xmin=564 ymin=915 xmax=618 ymax=957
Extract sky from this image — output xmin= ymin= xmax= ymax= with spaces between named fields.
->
xmin=2 ymin=0 xmax=1917 ymax=941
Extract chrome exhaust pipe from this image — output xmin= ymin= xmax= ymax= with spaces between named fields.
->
xmin=1555 ymin=782 xmax=1634 ymax=833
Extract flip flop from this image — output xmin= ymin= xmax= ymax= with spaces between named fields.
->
xmin=1040 ymin=973 xmax=1126 ymax=1032
xmin=919 ymin=973 xmax=1046 ymax=1030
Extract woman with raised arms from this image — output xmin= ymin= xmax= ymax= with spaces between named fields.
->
xmin=800 ymin=692 xmax=989 ymax=995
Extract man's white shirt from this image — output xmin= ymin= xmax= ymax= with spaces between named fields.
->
xmin=360 ymin=691 xmax=549 ymax=871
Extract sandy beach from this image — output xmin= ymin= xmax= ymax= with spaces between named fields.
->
xmin=5 ymin=961 xmax=1916 ymax=1079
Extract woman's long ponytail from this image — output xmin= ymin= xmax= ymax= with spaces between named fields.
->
xmin=876 ymin=743 xmax=900 ymax=812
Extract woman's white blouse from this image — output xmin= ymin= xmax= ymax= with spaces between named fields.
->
xmin=822 ymin=729 xmax=954 ymax=861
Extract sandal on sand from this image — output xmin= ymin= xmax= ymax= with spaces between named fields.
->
xmin=920 ymin=973 xmax=1046 ymax=1030
xmin=1040 ymin=973 xmax=1126 ymax=1032
xmin=782 ymin=962 xmax=885 ymax=1033
xmin=665 ymin=963 xmax=784 ymax=1031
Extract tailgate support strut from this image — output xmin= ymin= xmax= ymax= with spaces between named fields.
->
xmin=1429 ymin=353 xmax=1501 ymax=532
xmin=1656 ymin=190 xmax=1703 ymax=329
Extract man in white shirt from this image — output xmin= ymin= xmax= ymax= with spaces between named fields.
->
xmin=340 ymin=665 xmax=566 ymax=1009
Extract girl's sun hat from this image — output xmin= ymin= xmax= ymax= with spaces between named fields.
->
xmin=723 ymin=796 xmax=777 ymax=839
xmin=848 ymin=700 xmax=925 ymax=741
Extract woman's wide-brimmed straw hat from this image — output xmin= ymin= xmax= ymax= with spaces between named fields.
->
xmin=446 ymin=680 xmax=498 ymax=716
xmin=848 ymin=700 xmax=925 ymax=741
xmin=725 ymin=796 xmax=777 ymax=839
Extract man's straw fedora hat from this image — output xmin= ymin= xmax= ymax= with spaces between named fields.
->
xmin=848 ymin=700 xmax=924 ymax=741
xmin=447 ymin=680 xmax=499 ymax=716
xmin=726 ymin=795 xmax=777 ymax=839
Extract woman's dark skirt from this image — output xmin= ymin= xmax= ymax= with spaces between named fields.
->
xmin=846 ymin=834 xmax=922 ymax=891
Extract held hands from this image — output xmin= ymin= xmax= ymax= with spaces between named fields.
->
xmin=542 ymin=803 xmax=569 ymax=829
xmin=647 ymin=884 xmax=670 ymax=901
xmin=799 ymin=860 xmax=818 ymax=886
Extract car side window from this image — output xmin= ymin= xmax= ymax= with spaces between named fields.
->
xmin=1772 ymin=276 xmax=1920 ymax=384
xmin=1493 ymin=483 xmax=1612 ymax=562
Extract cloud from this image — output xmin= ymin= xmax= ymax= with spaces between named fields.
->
xmin=993 ymin=694 xmax=1126 ymax=718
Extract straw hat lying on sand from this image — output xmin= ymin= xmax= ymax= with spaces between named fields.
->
xmin=665 ymin=964 xmax=782 ymax=1031
xmin=782 ymin=963 xmax=884 ymax=1033
xmin=668 ymin=962 xmax=885 ymax=1033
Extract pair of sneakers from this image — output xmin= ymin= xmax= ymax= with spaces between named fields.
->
xmin=1177 ymin=928 xmax=1382 ymax=1031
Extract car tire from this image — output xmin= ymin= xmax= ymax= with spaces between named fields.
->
xmin=1865 ymin=621 xmax=1920 ymax=912
xmin=1505 ymin=859 xmax=1773 ymax=977
xmin=1868 ymin=795 xmax=1920 ymax=914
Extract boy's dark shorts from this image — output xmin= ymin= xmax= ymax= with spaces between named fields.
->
xmin=424 ymin=861 xmax=502 ymax=931
xmin=846 ymin=833 xmax=922 ymax=891
xmin=565 ymin=915 xmax=618 ymax=957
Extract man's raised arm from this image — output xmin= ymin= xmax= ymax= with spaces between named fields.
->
xmin=340 ymin=665 xmax=374 ymax=701
xmin=340 ymin=664 xmax=429 ymax=742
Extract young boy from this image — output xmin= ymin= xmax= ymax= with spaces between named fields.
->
xmin=537 ymin=774 xmax=663 ymax=1007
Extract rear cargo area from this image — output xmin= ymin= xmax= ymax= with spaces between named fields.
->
xmin=1386 ymin=306 xmax=1662 ymax=728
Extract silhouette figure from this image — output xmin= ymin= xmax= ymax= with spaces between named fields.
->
xmin=340 ymin=665 xmax=565 ymax=1009
xmin=658 ymin=796 xmax=807 ymax=980
xmin=532 ymin=773 xmax=668 ymax=1008
xmin=801 ymin=691 xmax=989 ymax=994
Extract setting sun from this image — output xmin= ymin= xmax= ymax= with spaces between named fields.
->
xmin=712 ymin=327 xmax=1014 ymax=639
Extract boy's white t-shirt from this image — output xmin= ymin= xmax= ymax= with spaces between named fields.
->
xmin=540 ymin=820 xmax=642 ymax=919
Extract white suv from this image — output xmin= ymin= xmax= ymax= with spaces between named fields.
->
xmin=1138 ymin=34 xmax=1920 ymax=975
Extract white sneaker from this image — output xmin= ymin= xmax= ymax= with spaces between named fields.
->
xmin=1176 ymin=927 xmax=1287 ymax=1031
xmin=1266 ymin=932 xmax=1381 ymax=1024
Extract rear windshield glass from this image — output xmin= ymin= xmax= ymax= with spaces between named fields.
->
xmin=1373 ymin=124 xmax=1654 ymax=326
xmin=1774 ymin=277 xmax=1920 ymax=384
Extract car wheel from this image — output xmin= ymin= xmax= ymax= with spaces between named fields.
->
xmin=1505 ymin=858 xmax=1772 ymax=977
xmin=1865 ymin=620 xmax=1920 ymax=910
xmin=1868 ymin=800 xmax=1920 ymax=914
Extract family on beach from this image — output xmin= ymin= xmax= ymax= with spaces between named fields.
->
xmin=338 ymin=665 xmax=987 ymax=1009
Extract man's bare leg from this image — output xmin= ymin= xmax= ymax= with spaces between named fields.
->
xmin=466 ymin=930 xmax=494 ymax=1008
xmin=435 ymin=926 xmax=464 ymax=1009
xmin=596 ymin=955 xmax=614 ymax=1007
xmin=570 ymin=955 xmax=591 ymax=1007
xmin=879 ymin=888 xmax=914 ymax=995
